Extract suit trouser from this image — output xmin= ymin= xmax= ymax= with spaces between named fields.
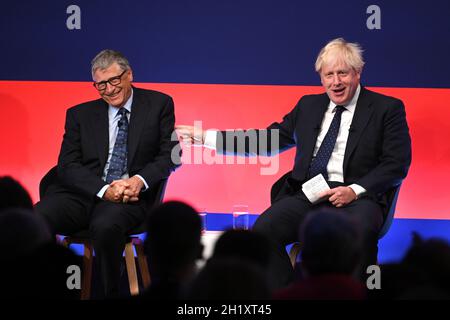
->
xmin=252 ymin=185 xmax=384 ymax=290
xmin=35 ymin=190 xmax=146 ymax=297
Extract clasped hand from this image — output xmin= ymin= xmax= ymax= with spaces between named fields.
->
xmin=103 ymin=176 xmax=144 ymax=203
xmin=319 ymin=186 xmax=357 ymax=208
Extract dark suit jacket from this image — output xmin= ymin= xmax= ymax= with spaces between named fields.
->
xmin=219 ymin=87 xmax=411 ymax=202
xmin=54 ymin=87 xmax=180 ymax=205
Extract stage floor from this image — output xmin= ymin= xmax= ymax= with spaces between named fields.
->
xmin=63 ymin=214 xmax=450 ymax=264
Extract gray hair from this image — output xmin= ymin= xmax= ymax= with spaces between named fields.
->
xmin=91 ymin=49 xmax=131 ymax=78
xmin=315 ymin=38 xmax=365 ymax=73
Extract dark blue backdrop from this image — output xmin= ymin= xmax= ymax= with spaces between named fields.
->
xmin=1 ymin=0 xmax=450 ymax=87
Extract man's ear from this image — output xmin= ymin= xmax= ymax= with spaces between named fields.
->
xmin=128 ymin=68 xmax=133 ymax=82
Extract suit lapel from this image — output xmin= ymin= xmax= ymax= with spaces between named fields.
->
xmin=343 ymin=87 xmax=374 ymax=173
xmin=92 ymin=100 xmax=109 ymax=171
xmin=128 ymin=88 xmax=150 ymax=168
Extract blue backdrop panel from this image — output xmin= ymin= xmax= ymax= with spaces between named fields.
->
xmin=1 ymin=0 xmax=450 ymax=87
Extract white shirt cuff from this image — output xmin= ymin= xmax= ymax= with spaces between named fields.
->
xmin=134 ymin=174 xmax=149 ymax=191
xmin=204 ymin=130 xmax=218 ymax=149
xmin=97 ymin=184 xmax=110 ymax=199
xmin=348 ymin=184 xmax=366 ymax=198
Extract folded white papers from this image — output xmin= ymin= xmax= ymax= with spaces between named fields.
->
xmin=301 ymin=174 xmax=330 ymax=204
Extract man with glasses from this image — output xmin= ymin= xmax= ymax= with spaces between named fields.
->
xmin=35 ymin=49 xmax=180 ymax=297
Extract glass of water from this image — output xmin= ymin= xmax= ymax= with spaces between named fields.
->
xmin=198 ymin=207 xmax=207 ymax=233
xmin=232 ymin=205 xmax=249 ymax=230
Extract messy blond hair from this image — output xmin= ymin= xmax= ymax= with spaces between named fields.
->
xmin=315 ymin=38 xmax=364 ymax=73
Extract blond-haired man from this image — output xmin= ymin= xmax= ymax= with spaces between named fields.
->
xmin=177 ymin=38 xmax=411 ymax=289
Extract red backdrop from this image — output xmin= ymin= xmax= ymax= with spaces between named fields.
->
xmin=1 ymin=81 xmax=448 ymax=219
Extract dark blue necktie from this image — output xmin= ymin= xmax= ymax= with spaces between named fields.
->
xmin=308 ymin=105 xmax=346 ymax=181
xmin=106 ymin=108 xmax=129 ymax=183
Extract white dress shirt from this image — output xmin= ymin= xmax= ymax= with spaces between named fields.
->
xmin=204 ymin=85 xmax=366 ymax=197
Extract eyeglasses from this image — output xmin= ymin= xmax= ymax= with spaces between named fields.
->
xmin=93 ymin=69 xmax=127 ymax=91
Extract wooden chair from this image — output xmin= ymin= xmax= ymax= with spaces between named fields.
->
xmin=39 ymin=166 xmax=167 ymax=299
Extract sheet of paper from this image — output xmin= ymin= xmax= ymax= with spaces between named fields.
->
xmin=301 ymin=174 xmax=330 ymax=204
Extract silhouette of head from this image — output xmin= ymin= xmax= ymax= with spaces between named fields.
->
xmin=0 ymin=176 xmax=33 ymax=211
xmin=186 ymin=257 xmax=270 ymax=300
xmin=0 ymin=208 xmax=52 ymax=260
xmin=402 ymin=232 xmax=450 ymax=293
xmin=212 ymin=229 xmax=270 ymax=269
xmin=0 ymin=208 xmax=79 ymax=299
xmin=300 ymin=208 xmax=362 ymax=276
xmin=144 ymin=201 xmax=203 ymax=279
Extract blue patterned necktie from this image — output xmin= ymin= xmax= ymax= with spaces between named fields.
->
xmin=308 ymin=105 xmax=346 ymax=181
xmin=106 ymin=108 xmax=129 ymax=183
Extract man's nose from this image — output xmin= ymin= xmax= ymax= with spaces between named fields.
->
xmin=104 ymin=82 xmax=115 ymax=94
xmin=332 ymin=74 xmax=341 ymax=85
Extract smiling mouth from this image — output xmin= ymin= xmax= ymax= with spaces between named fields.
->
xmin=333 ymin=87 xmax=345 ymax=94
xmin=108 ymin=90 xmax=121 ymax=98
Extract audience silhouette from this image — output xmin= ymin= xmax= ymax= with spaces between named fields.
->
xmin=0 ymin=176 xmax=81 ymax=299
xmin=186 ymin=257 xmax=271 ymax=300
xmin=273 ymin=208 xmax=366 ymax=300
xmin=0 ymin=176 xmax=33 ymax=210
xmin=138 ymin=201 xmax=203 ymax=299
xmin=1 ymin=176 xmax=449 ymax=300
xmin=212 ymin=229 xmax=271 ymax=270
xmin=370 ymin=232 xmax=450 ymax=300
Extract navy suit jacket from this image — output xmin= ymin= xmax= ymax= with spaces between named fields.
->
xmin=219 ymin=87 xmax=411 ymax=202
xmin=54 ymin=87 xmax=180 ymax=204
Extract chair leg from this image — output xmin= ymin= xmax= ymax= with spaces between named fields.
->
xmin=134 ymin=240 xmax=151 ymax=289
xmin=125 ymin=242 xmax=139 ymax=295
xmin=289 ymin=242 xmax=302 ymax=268
xmin=63 ymin=238 xmax=93 ymax=300
xmin=61 ymin=237 xmax=70 ymax=248
xmin=80 ymin=243 xmax=93 ymax=300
